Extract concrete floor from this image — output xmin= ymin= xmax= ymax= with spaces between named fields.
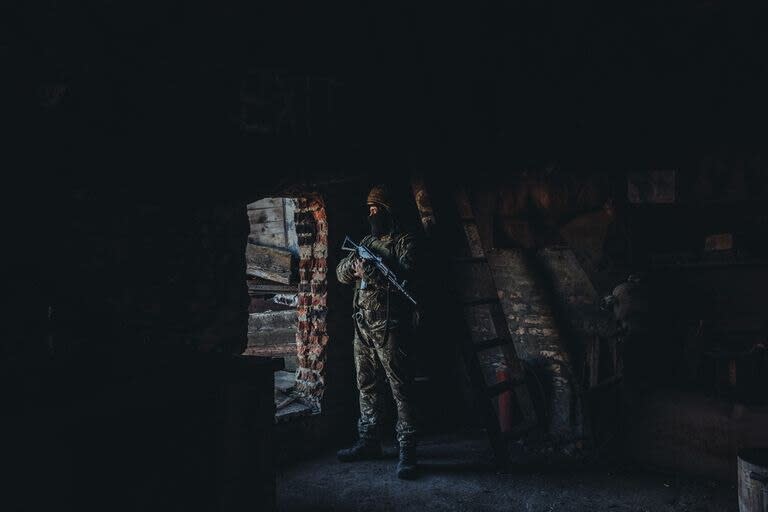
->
xmin=277 ymin=435 xmax=738 ymax=512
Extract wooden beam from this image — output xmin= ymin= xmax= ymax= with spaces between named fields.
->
xmin=247 ymin=278 xmax=296 ymax=295
xmin=246 ymin=244 xmax=294 ymax=284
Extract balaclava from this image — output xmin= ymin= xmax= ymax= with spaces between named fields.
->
xmin=366 ymin=185 xmax=394 ymax=238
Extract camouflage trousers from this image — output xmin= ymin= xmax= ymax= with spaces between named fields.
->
xmin=353 ymin=321 xmax=418 ymax=449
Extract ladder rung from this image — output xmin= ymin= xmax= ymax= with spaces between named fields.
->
xmin=452 ymin=256 xmax=487 ymax=264
xmin=473 ymin=337 xmax=514 ymax=351
xmin=462 ymin=297 xmax=499 ymax=307
xmin=485 ymin=379 xmax=524 ymax=397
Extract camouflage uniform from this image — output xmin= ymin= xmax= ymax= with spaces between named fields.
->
xmin=336 ymin=232 xmax=418 ymax=449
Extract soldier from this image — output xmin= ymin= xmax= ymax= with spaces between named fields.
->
xmin=335 ymin=185 xmax=420 ymax=480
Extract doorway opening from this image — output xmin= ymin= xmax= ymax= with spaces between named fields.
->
xmin=242 ymin=196 xmax=329 ymax=421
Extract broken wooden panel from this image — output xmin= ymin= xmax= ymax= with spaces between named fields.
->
xmin=246 ymin=244 xmax=295 ymax=284
xmin=246 ymin=310 xmax=298 ymax=370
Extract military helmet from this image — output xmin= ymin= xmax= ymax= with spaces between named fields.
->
xmin=366 ymin=185 xmax=392 ymax=211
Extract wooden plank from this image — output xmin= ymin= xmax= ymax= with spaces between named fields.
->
xmin=249 ymin=218 xmax=288 ymax=247
xmin=247 ymin=279 xmax=296 ymax=295
xmin=248 ymin=231 xmax=286 ymax=248
xmin=244 ymin=341 xmax=296 ymax=354
xmin=246 ymin=244 xmax=294 ymax=284
xmin=248 ymin=310 xmax=297 ymax=334
xmin=247 ymin=197 xmax=283 ymax=210
xmin=247 ymin=310 xmax=296 ymax=348
xmin=252 ymin=222 xmax=288 ymax=238
xmin=247 ymin=207 xmax=284 ymax=226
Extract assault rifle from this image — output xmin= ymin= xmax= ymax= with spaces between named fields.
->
xmin=341 ymin=236 xmax=417 ymax=305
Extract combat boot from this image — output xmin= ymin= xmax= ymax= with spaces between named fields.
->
xmin=396 ymin=446 xmax=418 ymax=479
xmin=336 ymin=438 xmax=382 ymax=462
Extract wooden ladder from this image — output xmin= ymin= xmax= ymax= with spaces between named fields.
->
xmin=411 ymin=177 xmax=538 ymax=464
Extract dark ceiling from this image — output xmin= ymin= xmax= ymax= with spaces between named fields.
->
xmin=3 ymin=1 xmax=765 ymax=200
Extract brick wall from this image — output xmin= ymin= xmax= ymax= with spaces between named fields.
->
xmin=294 ymin=197 xmax=329 ymax=408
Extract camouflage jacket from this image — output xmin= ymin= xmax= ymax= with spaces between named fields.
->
xmin=336 ymin=232 xmax=417 ymax=336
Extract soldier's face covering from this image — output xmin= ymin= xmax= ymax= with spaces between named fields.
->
xmin=368 ymin=209 xmax=392 ymax=237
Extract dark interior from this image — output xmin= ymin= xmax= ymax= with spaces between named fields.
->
xmin=4 ymin=2 xmax=767 ymax=511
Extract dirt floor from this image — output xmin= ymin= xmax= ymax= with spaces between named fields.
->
xmin=277 ymin=434 xmax=738 ymax=512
